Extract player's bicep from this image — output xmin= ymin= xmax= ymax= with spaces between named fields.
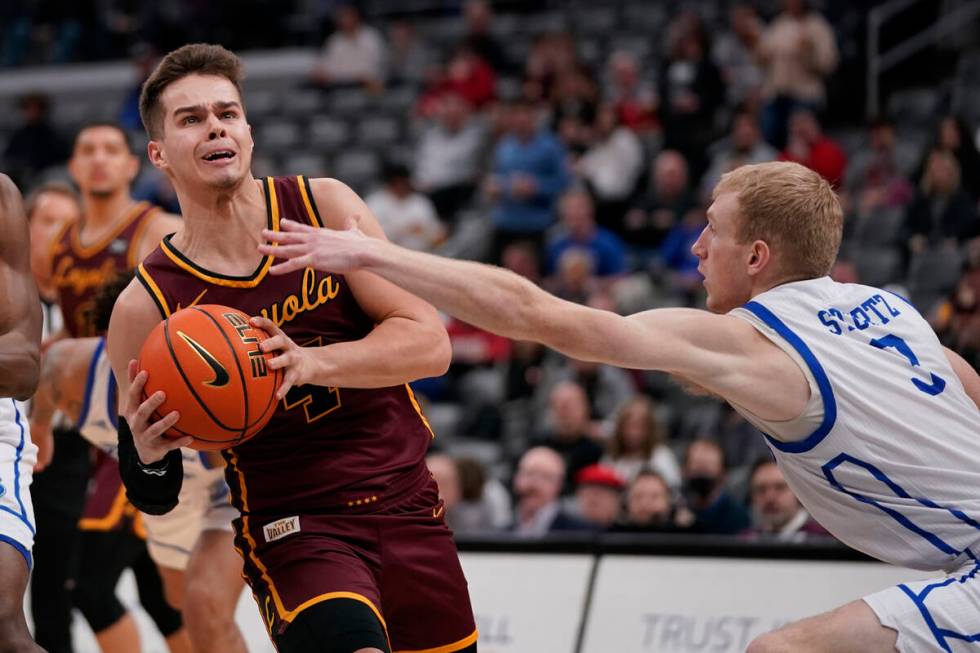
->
xmin=944 ymin=347 xmax=980 ymax=410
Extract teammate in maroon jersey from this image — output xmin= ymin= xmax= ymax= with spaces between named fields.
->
xmin=108 ymin=44 xmax=477 ymax=653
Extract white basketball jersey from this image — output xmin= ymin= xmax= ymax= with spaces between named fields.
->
xmin=730 ymin=277 xmax=980 ymax=573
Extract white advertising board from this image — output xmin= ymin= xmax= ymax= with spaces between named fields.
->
xmin=459 ymin=552 xmax=595 ymax=653
xmin=581 ymin=556 xmax=937 ymax=653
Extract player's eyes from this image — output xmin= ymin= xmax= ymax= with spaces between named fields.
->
xmin=222 ymin=111 xmax=237 ymax=119
xmin=183 ymin=116 xmax=198 ymax=125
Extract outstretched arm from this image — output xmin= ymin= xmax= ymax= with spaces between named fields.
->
xmin=259 ymin=219 xmax=811 ymax=421
xmin=0 ymin=175 xmax=42 ymax=400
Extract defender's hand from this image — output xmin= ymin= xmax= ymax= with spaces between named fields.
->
xmin=259 ymin=217 xmax=374 ymax=276
xmin=125 ymin=360 xmax=190 ymax=465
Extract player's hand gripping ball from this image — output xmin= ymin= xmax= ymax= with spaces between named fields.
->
xmin=138 ymin=305 xmax=282 ymax=450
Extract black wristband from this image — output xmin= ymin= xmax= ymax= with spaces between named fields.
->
xmin=117 ymin=416 xmax=183 ymax=515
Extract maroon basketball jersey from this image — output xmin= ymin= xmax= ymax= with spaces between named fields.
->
xmin=50 ymin=201 xmax=159 ymax=337
xmin=136 ymin=176 xmax=435 ymax=516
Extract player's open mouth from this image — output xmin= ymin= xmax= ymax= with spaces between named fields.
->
xmin=202 ymin=150 xmax=236 ymax=162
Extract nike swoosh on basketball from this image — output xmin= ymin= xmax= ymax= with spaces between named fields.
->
xmin=177 ymin=330 xmax=230 ymax=387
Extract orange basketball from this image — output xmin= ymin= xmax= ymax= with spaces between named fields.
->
xmin=138 ymin=304 xmax=282 ymax=451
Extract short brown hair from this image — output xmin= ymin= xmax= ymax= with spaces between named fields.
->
xmin=714 ymin=161 xmax=842 ymax=279
xmin=139 ymin=43 xmax=244 ymax=139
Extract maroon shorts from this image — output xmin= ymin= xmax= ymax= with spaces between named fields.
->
xmin=234 ymin=475 xmax=477 ymax=652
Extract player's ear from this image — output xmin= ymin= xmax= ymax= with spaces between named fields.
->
xmin=747 ymin=240 xmax=770 ymax=275
xmin=147 ymin=140 xmax=167 ymax=171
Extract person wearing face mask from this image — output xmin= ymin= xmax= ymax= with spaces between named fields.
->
xmin=681 ymin=439 xmax=750 ymax=535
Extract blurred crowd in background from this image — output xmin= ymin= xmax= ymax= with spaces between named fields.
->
xmin=3 ymin=0 xmax=979 ymax=542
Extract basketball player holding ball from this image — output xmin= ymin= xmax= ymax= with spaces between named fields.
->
xmin=30 ymin=275 xmax=249 ymax=653
xmin=108 ymin=44 xmax=477 ymax=653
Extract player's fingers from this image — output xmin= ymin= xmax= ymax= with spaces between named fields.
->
xmin=277 ymin=371 xmax=296 ymax=400
xmin=134 ymin=390 xmax=166 ymax=426
xmin=261 ymin=228 xmax=307 ymax=244
xmin=249 ymin=316 xmax=284 ymax=338
xmin=269 ymin=254 xmax=313 ymax=276
xmin=128 ymin=359 xmax=139 ymax=383
xmin=260 ymin=243 xmax=310 ymax=259
xmin=266 ymin=351 xmax=293 ymax=370
xmin=259 ymin=334 xmax=292 ymax=355
xmin=279 ymin=219 xmax=317 ymax=233
xmin=127 ymin=369 xmax=149 ymax=413
xmin=143 ymin=410 xmax=180 ymax=440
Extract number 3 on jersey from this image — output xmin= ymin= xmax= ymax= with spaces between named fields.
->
xmin=869 ymin=334 xmax=946 ymax=396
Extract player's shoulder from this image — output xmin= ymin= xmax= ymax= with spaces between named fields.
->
xmin=113 ymin=278 xmax=161 ymax=322
xmin=306 ymin=176 xmax=365 ymax=228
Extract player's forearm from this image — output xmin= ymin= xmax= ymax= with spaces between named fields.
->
xmin=357 ymin=239 xmax=554 ymax=344
xmin=307 ymin=316 xmax=451 ymax=388
xmin=0 ymin=329 xmax=40 ymax=400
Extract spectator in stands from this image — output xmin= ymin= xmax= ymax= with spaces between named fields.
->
xmin=917 ymin=115 xmax=980 ymax=201
xmin=576 ymin=103 xmax=645 ymax=229
xmin=462 ymin=0 xmax=512 ymax=75
xmin=845 ymin=116 xmax=915 ymax=218
xmin=485 ymin=97 xmax=570 ymax=259
xmin=523 ymin=32 xmax=579 ymax=105
xmin=907 ymin=148 xmax=980 ymax=254
xmin=414 ymin=91 xmax=488 ymax=224
xmin=365 ymin=161 xmax=445 ymax=252
xmin=550 ymin=248 xmax=597 ymax=304
xmin=118 ymin=44 xmax=159 ymax=132
xmin=701 ymin=108 xmax=777 ymax=199
xmin=428 ymin=453 xmax=510 ymax=534
xmin=574 ymin=464 xmax=625 ymax=530
xmin=932 ymin=246 xmax=980 ymax=368
xmin=603 ymin=396 xmax=681 ymax=490
xmin=658 ymin=19 xmax=725 ymax=180
xmin=25 ymin=182 xmax=80 ymax=301
xmin=550 ymin=64 xmax=600 ymax=155
xmin=545 ymin=189 xmax=626 ymax=279
xmin=744 ymin=458 xmax=829 ymax=542
xmin=512 ymin=447 xmax=595 ymax=535
xmin=536 ymin=381 xmax=604 ymax=494
xmin=624 ymin=150 xmax=697 ymax=266
xmin=311 ymin=4 xmax=387 ymax=92
xmin=681 ymin=440 xmax=750 ymax=535
xmin=613 ymin=470 xmax=692 ymax=533
xmin=604 ymin=50 xmax=659 ymax=134
xmin=2 ymin=92 xmax=68 ymax=188
xmin=542 ymin=354 xmax=636 ymax=432
xmin=419 ymin=44 xmax=496 ymax=116
xmin=755 ymin=0 xmax=838 ymax=148
xmin=713 ymin=3 xmax=765 ymax=109
xmin=779 ymin=109 xmax=847 ymax=188
xmin=386 ymin=20 xmax=437 ymax=88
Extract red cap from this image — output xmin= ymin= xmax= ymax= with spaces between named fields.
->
xmin=575 ymin=464 xmax=626 ymax=490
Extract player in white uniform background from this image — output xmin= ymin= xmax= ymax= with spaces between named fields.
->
xmin=30 ymin=276 xmax=247 ymax=653
xmin=0 ymin=174 xmax=44 ymax=652
xmin=256 ymin=160 xmax=980 ymax=652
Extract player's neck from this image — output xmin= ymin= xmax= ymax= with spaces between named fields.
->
xmin=170 ymin=178 xmax=267 ymax=273
xmin=80 ymin=190 xmax=135 ymax=233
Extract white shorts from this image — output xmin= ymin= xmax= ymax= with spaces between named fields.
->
xmin=0 ymin=399 xmax=36 ymax=570
xmin=865 ymin=559 xmax=980 ymax=652
xmin=142 ymin=450 xmax=236 ymax=571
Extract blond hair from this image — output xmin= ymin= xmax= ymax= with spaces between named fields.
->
xmin=714 ymin=161 xmax=842 ymax=279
